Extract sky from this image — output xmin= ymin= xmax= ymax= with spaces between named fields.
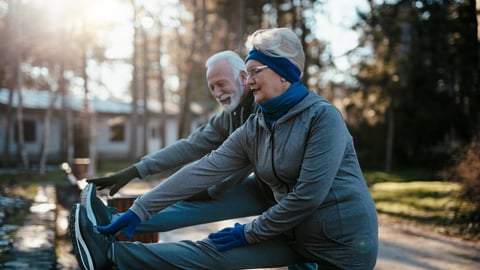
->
xmin=314 ymin=0 xmax=370 ymax=70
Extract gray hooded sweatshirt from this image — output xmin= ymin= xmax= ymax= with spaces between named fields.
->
xmin=130 ymin=91 xmax=377 ymax=245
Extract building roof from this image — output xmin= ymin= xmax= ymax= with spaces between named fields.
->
xmin=0 ymin=88 xmax=179 ymax=115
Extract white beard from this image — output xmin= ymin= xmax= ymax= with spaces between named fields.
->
xmin=218 ymin=89 xmax=243 ymax=113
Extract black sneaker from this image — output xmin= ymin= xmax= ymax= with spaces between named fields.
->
xmin=69 ymin=203 xmax=114 ymax=270
xmin=80 ymin=183 xmax=118 ymax=227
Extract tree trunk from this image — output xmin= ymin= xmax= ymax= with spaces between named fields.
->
xmin=66 ymin=109 xmax=74 ymax=164
xmin=178 ymin=0 xmax=204 ymax=139
xmin=88 ymin=112 xmax=97 ymax=178
xmin=2 ymin=0 xmax=17 ymax=168
xmin=156 ymin=34 xmax=166 ymax=148
xmin=385 ymin=103 xmax=394 ymax=172
xmin=59 ymin=69 xmax=74 ymax=165
xmin=12 ymin=1 xmax=29 ymax=170
xmin=129 ymin=0 xmax=139 ymax=161
xmin=39 ymin=90 xmax=57 ymax=175
xmin=142 ymin=26 xmax=149 ymax=155
xmin=2 ymin=88 xmax=14 ymax=168
xmin=16 ymin=89 xmax=29 ymax=170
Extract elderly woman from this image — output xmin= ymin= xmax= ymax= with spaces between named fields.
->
xmin=69 ymin=28 xmax=378 ymax=270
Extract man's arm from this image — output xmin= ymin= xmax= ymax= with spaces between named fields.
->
xmin=134 ymin=110 xmax=231 ymax=177
xmin=88 ymin=110 xmax=232 ymax=195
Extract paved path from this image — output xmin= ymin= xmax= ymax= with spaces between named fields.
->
xmin=375 ymin=214 xmax=480 ymax=270
xmin=157 ymin=215 xmax=480 ymax=270
xmin=0 ymin=185 xmax=57 ymax=270
xmin=3 ymin=183 xmax=480 ymax=269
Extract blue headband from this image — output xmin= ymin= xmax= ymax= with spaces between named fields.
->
xmin=245 ymin=47 xmax=301 ymax=83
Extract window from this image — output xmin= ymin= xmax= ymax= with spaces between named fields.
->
xmin=14 ymin=120 xmax=36 ymax=142
xmin=109 ymin=122 xmax=125 ymax=142
xmin=151 ymin=126 xmax=157 ymax=139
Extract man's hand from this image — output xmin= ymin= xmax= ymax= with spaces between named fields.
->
xmin=96 ymin=210 xmax=141 ymax=239
xmin=208 ymin=223 xmax=248 ymax=251
xmin=87 ymin=166 xmax=140 ymax=196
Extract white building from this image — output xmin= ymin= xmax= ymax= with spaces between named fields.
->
xmin=0 ymin=88 xmax=205 ymax=167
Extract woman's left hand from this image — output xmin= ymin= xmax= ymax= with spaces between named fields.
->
xmin=208 ymin=223 xmax=248 ymax=251
xmin=96 ymin=210 xmax=141 ymax=239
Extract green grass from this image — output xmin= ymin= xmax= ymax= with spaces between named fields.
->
xmin=1 ymin=170 xmax=65 ymax=187
xmin=367 ymin=172 xmax=478 ymax=240
xmin=363 ymin=169 xmax=438 ymax=185
xmin=371 ymin=181 xmax=460 ymax=223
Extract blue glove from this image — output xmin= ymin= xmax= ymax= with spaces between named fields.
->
xmin=96 ymin=210 xmax=141 ymax=239
xmin=208 ymin=223 xmax=248 ymax=251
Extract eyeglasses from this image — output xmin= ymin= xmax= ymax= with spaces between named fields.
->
xmin=246 ymin=65 xmax=268 ymax=79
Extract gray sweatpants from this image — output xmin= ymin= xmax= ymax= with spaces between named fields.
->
xmin=134 ymin=175 xmax=274 ymax=233
xmin=112 ymin=236 xmax=309 ymax=269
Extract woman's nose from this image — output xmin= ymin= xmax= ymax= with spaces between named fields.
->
xmin=246 ymin=76 xmax=255 ymax=85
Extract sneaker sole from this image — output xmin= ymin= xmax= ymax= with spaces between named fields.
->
xmin=69 ymin=204 xmax=95 ymax=270
xmin=80 ymin=184 xmax=98 ymax=227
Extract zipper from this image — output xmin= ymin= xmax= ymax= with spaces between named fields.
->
xmin=270 ymin=123 xmax=294 ymax=240
xmin=270 ymin=124 xmax=288 ymax=190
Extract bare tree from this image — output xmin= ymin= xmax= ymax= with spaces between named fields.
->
xmin=141 ymin=19 xmax=150 ymax=156
xmin=156 ymin=31 xmax=166 ymax=148
xmin=15 ymin=90 xmax=29 ymax=170
xmin=1 ymin=0 xmax=20 ymax=168
xmin=39 ymin=87 xmax=58 ymax=175
xmin=177 ymin=0 xmax=209 ymax=138
xmin=2 ymin=89 xmax=14 ymax=168
xmin=12 ymin=1 xmax=29 ymax=170
xmin=129 ymin=0 xmax=140 ymax=161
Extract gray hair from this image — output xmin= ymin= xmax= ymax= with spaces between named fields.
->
xmin=205 ymin=50 xmax=246 ymax=81
xmin=246 ymin=28 xmax=305 ymax=75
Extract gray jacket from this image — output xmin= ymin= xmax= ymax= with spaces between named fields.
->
xmin=131 ymin=91 xmax=377 ymax=244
